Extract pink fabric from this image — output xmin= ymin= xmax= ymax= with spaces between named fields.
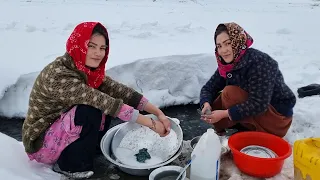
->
xmin=117 ymin=104 xmax=135 ymax=121
xmin=116 ymin=97 xmax=148 ymax=121
xmin=137 ymin=96 xmax=148 ymax=111
xmin=216 ymin=54 xmax=236 ymax=78
xmin=27 ymin=106 xmax=106 ymax=164
xmin=27 ymin=106 xmax=82 ymax=164
xmin=27 ymin=97 xmax=148 ymax=164
xmin=99 ymin=114 xmax=106 ymax=131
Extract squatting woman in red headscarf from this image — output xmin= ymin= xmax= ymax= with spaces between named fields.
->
xmin=22 ymin=22 xmax=171 ymax=179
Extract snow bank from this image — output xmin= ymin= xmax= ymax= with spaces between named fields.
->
xmin=0 ymin=132 xmax=60 ymax=180
xmin=0 ymin=53 xmax=216 ymax=118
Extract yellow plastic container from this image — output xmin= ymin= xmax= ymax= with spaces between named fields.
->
xmin=293 ymin=138 xmax=320 ymax=180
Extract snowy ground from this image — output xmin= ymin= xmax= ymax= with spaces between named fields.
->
xmin=0 ymin=0 xmax=320 ymax=179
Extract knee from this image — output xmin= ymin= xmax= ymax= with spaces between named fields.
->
xmin=74 ymin=105 xmax=102 ymax=126
xmin=77 ymin=105 xmax=101 ymax=116
xmin=221 ymin=86 xmax=248 ymax=104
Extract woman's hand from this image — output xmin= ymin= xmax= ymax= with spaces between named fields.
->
xmin=143 ymin=102 xmax=171 ymax=136
xmin=157 ymin=114 xmax=171 ymax=136
xmin=136 ymin=114 xmax=166 ymax=136
xmin=201 ymin=102 xmax=212 ymax=115
xmin=150 ymin=119 xmax=167 ymax=137
xmin=201 ymin=110 xmax=229 ymax=124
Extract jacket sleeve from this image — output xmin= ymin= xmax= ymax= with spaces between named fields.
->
xmin=200 ymin=69 xmax=226 ymax=107
xmin=228 ymin=60 xmax=277 ymax=121
xmin=98 ymin=76 xmax=143 ymax=109
xmin=45 ymin=72 xmax=123 ymax=117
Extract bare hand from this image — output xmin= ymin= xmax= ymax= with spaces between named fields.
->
xmin=201 ymin=102 xmax=212 ymax=115
xmin=150 ymin=119 xmax=166 ymax=137
xmin=157 ymin=114 xmax=171 ymax=136
xmin=201 ymin=110 xmax=228 ymax=124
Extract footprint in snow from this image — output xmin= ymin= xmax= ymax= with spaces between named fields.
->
xmin=276 ymin=28 xmax=291 ymax=35
xmin=129 ymin=32 xmax=155 ymax=39
xmin=26 ymin=25 xmax=37 ymax=32
xmin=63 ymin=23 xmax=75 ymax=31
xmin=5 ymin=22 xmax=17 ymax=30
xmin=140 ymin=21 xmax=159 ymax=29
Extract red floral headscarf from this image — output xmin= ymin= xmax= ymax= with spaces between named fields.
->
xmin=66 ymin=22 xmax=109 ymax=88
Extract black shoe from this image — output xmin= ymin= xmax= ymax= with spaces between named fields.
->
xmin=297 ymin=83 xmax=320 ymax=98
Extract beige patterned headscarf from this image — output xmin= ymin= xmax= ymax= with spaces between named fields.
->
xmin=215 ymin=22 xmax=254 ymax=78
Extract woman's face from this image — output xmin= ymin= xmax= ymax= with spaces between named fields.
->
xmin=85 ymin=33 xmax=107 ymax=68
xmin=216 ymin=31 xmax=234 ymax=63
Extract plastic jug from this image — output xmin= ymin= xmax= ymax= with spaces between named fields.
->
xmin=190 ymin=128 xmax=221 ymax=180
xmin=293 ymin=137 xmax=320 ymax=180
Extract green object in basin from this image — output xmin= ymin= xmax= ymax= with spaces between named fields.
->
xmin=135 ymin=148 xmax=151 ymax=163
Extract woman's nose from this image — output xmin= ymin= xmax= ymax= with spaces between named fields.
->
xmin=94 ymin=49 xmax=103 ymax=56
xmin=220 ymin=46 xmax=228 ymax=53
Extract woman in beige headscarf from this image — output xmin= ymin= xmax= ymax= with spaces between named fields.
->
xmin=199 ymin=22 xmax=296 ymax=137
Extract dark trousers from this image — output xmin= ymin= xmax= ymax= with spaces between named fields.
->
xmin=57 ymin=105 xmax=111 ymax=172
